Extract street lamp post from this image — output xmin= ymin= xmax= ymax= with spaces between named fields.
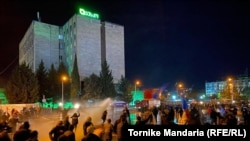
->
xmin=61 ymin=76 xmax=67 ymax=109
xmin=135 ymin=81 xmax=140 ymax=93
xmin=178 ymin=83 xmax=183 ymax=95
xmin=228 ymin=77 xmax=234 ymax=104
xmin=229 ymin=83 xmax=234 ymax=104
xmin=135 ymin=81 xmax=140 ymax=94
xmin=176 ymin=83 xmax=184 ymax=99
xmin=60 ymin=76 xmax=67 ymax=120
xmin=134 ymin=81 xmax=140 ymax=106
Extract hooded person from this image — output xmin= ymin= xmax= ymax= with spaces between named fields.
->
xmin=81 ymin=126 xmax=103 ymax=141
xmin=49 ymin=120 xmax=66 ymax=141
xmin=13 ymin=121 xmax=32 ymax=141
xmin=58 ymin=124 xmax=76 ymax=141
xmin=71 ymin=112 xmax=80 ymax=131
xmin=83 ymin=116 xmax=94 ymax=136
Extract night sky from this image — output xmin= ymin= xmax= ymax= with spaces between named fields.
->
xmin=1 ymin=0 xmax=250 ymax=90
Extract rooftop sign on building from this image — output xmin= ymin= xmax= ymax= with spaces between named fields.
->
xmin=79 ymin=8 xmax=99 ymax=19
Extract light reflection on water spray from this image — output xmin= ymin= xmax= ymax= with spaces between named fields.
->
xmin=28 ymin=98 xmax=126 ymax=141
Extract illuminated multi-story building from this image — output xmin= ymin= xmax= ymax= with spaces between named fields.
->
xmin=19 ymin=8 xmax=125 ymax=83
xmin=205 ymin=81 xmax=225 ymax=96
xmin=205 ymin=76 xmax=250 ymax=96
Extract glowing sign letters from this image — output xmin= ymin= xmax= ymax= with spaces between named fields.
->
xmin=79 ymin=8 xmax=99 ymax=19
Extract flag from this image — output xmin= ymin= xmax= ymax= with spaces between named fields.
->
xmin=182 ymin=97 xmax=188 ymax=110
xmin=152 ymin=83 xmax=168 ymax=99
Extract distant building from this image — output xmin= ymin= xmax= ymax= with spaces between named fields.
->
xmin=205 ymin=76 xmax=250 ymax=96
xmin=205 ymin=81 xmax=226 ymax=96
xmin=19 ymin=8 xmax=125 ymax=83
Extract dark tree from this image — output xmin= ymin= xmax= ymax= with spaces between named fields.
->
xmin=82 ymin=73 xmax=101 ymax=99
xmin=117 ymin=75 xmax=133 ymax=102
xmin=220 ymin=83 xmax=240 ymax=101
xmin=58 ymin=62 xmax=68 ymax=77
xmin=6 ymin=63 xmax=39 ymax=103
xmin=99 ymin=60 xmax=116 ymax=98
xmin=70 ymin=55 xmax=80 ymax=101
xmin=47 ymin=64 xmax=59 ymax=101
xmin=36 ymin=60 xmax=49 ymax=102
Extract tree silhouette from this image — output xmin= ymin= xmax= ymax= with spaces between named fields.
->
xmin=36 ymin=60 xmax=48 ymax=102
xmin=99 ymin=61 xmax=116 ymax=98
xmin=6 ymin=63 xmax=39 ymax=103
xmin=83 ymin=73 xmax=101 ymax=99
xmin=117 ymin=75 xmax=133 ymax=102
xmin=70 ymin=54 xmax=80 ymax=101
xmin=47 ymin=64 xmax=59 ymax=101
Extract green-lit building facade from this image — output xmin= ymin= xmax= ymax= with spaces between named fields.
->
xmin=19 ymin=8 xmax=125 ymax=83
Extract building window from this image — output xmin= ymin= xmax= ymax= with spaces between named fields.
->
xmin=58 ymin=34 xmax=63 ymax=39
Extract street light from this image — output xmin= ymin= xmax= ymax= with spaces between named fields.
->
xmin=61 ymin=76 xmax=67 ymax=109
xmin=227 ymin=77 xmax=234 ymax=104
xmin=176 ymin=82 xmax=184 ymax=96
xmin=135 ymin=80 xmax=140 ymax=93
xmin=134 ymin=80 xmax=140 ymax=106
xmin=178 ymin=83 xmax=183 ymax=88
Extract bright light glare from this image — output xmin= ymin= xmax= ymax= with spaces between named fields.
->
xmin=59 ymin=102 xmax=63 ymax=106
xmin=74 ymin=103 xmax=80 ymax=109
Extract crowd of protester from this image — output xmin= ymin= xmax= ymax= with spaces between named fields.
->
xmin=0 ymin=102 xmax=249 ymax=141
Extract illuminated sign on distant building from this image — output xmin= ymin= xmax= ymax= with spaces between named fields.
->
xmin=79 ymin=8 xmax=99 ymax=19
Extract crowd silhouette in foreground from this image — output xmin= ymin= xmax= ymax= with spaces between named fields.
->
xmin=0 ymin=103 xmax=250 ymax=141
